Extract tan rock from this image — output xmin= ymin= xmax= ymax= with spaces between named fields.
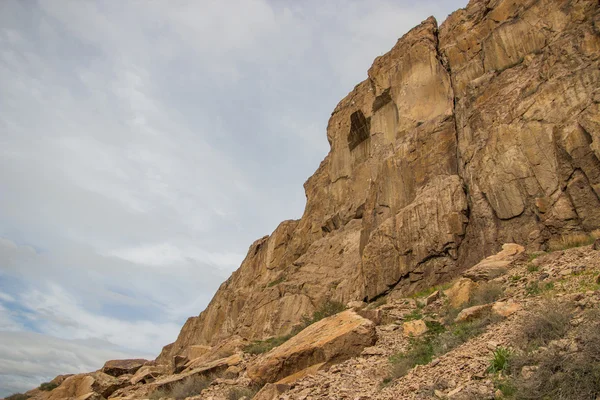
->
xmin=246 ymin=310 xmax=376 ymax=384
xmin=152 ymin=353 xmax=241 ymax=391
xmin=426 ymin=290 xmax=441 ymax=305
xmin=101 ymin=359 xmax=147 ymax=377
xmin=455 ymin=304 xmax=492 ymax=323
xmin=463 ymin=244 xmax=525 ymax=281
xmin=492 ymin=301 xmax=522 ymax=318
xmin=402 ymin=320 xmax=428 ymax=337
xmin=347 ymin=300 xmax=367 ymax=309
xmin=445 ymin=278 xmax=478 ymax=309
xmin=275 ymin=362 xmax=326 ymax=385
xmin=130 ymin=365 xmax=162 ymax=385
xmin=253 ymin=383 xmax=291 ymax=400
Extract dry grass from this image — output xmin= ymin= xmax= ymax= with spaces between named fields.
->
xmin=519 ymin=301 xmax=572 ymax=349
xmin=547 ymin=231 xmax=600 ymax=251
xmin=149 ymin=374 xmax=214 ymax=400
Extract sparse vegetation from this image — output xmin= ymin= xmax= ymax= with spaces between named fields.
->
xmin=243 ymin=300 xmax=346 ymax=355
xmin=39 ymin=381 xmax=58 ymax=391
xmin=403 ymin=309 xmax=423 ymax=321
xmin=368 ymin=296 xmax=387 ymax=309
xmin=227 ymin=384 xmax=262 ymax=400
xmin=508 ymin=311 xmax=600 ymax=399
xmin=520 ymin=301 xmax=572 ymax=349
xmin=527 ymin=263 xmax=539 ymax=273
xmin=547 ymin=231 xmax=600 ymax=252
xmin=5 ymin=394 xmax=29 ymax=400
xmin=149 ymin=374 xmax=214 ymax=400
xmin=524 ymin=281 xmax=553 ymax=296
xmin=487 ymin=346 xmax=512 ymax=374
xmin=470 ymin=281 xmax=504 ymax=306
xmin=267 ymin=276 xmax=286 ymax=287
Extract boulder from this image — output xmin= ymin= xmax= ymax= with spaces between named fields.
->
xmin=455 ymin=304 xmax=493 ymax=323
xmin=101 ymin=359 xmax=147 ymax=377
xmin=492 ymin=301 xmax=522 ymax=318
xmin=253 ymin=383 xmax=291 ymax=400
xmin=426 ymin=290 xmax=441 ymax=305
xmin=403 ymin=320 xmax=428 ymax=337
xmin=247 ymin=310 xmax=376 ymax=384
xmin=463 ymin=244 xmax=525 ymax=281
xmin=130 ymin=365 xmax=162 ymax=385
xmin=152 ymin=353 xmax=242 ymax=391
xmin=445 ymin=278 xmax=478 ymax=309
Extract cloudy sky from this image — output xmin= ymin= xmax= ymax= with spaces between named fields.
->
xmin=0 ymin=0 xmax=466 ymax=395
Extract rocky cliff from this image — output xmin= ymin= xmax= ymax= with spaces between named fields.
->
xmin=156 ymin=0 xmax=600 ymax=367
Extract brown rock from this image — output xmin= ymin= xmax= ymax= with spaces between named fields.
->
xmin=130 ymin=365 xmax=162 ymax=385
xmin=152 ymin=353 xmax=242 ymax=391
xmin=101 ymin=359 xmax=147 ymax=377
xmin=492 ymin=301 xmax=522 ymax=318
xmin=402 ymin=320 xmax=428 ymax=337
xmin=253 ymin=383 xmax=291 ymax=400
xmin=463 ymin=244 xmax=525 ymax=281
xmin=426 ymin=290 xmax=441 ymax=305
xmin=593 ymin=238 xmax=600 ymax=251
xmin=445 ymin=278 xmax=478 ymax=309
xmin=246 ymin=310 xmax=376 ymax=384
xmin=455 ymin=304 xmax=492 ymax=323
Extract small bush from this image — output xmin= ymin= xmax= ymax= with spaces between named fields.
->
xmin=5 ymin=394 xmax=29 ymax=400
xmin=149 ymin=375 xmax=213 ymax=400
xmin=227 ymin=384 xmax=262 ymax=400
xmin=243 ymin=334 xmax=292 ymax=355
xmin=487 ymin=347 xmax=512 ymax=374
xmin=520 ymin=301 xmax=572 ymax=348
xmin=39 ymin=382 xmax=58 ymax=391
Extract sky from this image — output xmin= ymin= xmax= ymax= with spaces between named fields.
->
xmin=0 ymin=0 xmax=467 ymax=395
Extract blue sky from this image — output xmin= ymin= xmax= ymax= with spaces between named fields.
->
xmin=0 ymin=0 xmax=467 ymax=395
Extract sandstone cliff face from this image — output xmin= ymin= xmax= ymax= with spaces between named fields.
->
xmin=157 ymin=0 xmax=600 ymax=366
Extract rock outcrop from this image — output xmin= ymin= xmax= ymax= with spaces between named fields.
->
xmin=246 ymin=310 xmax=376 ymax=384
xmin=156 ymin=0 xmax=600 ymax=368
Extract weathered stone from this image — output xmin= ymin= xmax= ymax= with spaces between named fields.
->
xmin=492 ymin=301 xmax=522 ymax=318
xmin=402 ymin=320 xmax=428 ymax=337
xmin=426 ymin=290 xmax=441 ymax=305
xmin=445 ymin=278 xmax=478 ymax=309
xmin=130 ymin=366 xmax=162 ymax=385
xmin=463 ymin=244 xmax=525 ymax=281
xmin=455 ymin=304 xmax=492 ymax=323
xmin=253 ymin=383 xmax=291 ymax=400
xmin=246 ymin=310 xmax=376 ymax=384
xmin=101 ymin=359 xmax=147 ymax=377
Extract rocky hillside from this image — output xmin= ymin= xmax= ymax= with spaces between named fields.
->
xmin=7 ymin=0 xmax=600 ymax=399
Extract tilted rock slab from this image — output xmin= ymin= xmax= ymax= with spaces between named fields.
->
xmin=156 ymin=0 xmax=600 ymax=368
xmin=246 ymin=310 xmax=376 ymax=384
xmin=101 ymin=358 xmax=147 ymax=377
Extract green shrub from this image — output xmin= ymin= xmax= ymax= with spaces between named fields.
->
xmin=243 ymin=335 xmax=292 ymax=355
xmin=487 ymin=347 xmax=512 ymax=374
xmin=39 ymin=382 xmax=58 ymax=391
xmin=304 ymin=300 xmax=345 ymax=325
xmin=267 ymin=276 xmax=286 ymax=287
xmin=403 ymin=309 xmax=423 ymax=322
xmin=527 ymin=263 xmax=539 ymax=273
